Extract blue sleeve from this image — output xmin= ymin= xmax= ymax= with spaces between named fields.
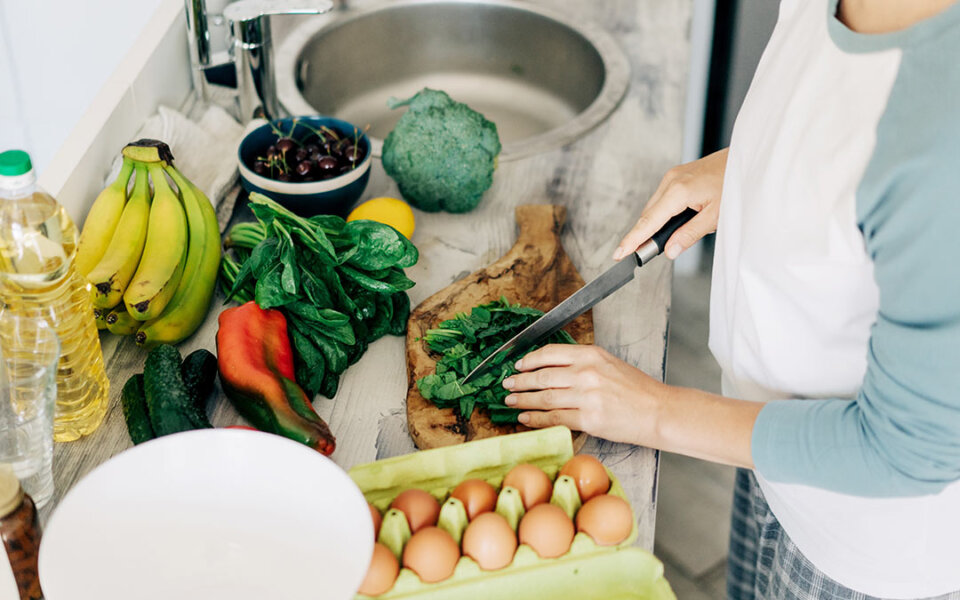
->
xmin=751 ymin=86 xmax=960 ymax=496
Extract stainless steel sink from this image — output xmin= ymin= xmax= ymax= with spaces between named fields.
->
xmin=276 ymin=0 xmax=630 ymax=160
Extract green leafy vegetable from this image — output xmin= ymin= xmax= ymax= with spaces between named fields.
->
xmin=416 ymin=297 xmax=576 ymax=424
xmin=381 ymin=88 xmax=501 ymax=213
xmin=219 ymin=193 xmax=419 ymax=398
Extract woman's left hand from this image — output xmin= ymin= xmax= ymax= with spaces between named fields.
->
xmin=503 ymin=344 xmax=664 ymax=445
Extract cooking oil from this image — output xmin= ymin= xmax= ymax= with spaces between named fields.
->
xmin=0 ymin=150 xmax=108 ymax=442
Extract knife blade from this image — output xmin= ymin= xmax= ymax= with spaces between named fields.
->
xmin=462 ymin=208 xmax=697 ymax=384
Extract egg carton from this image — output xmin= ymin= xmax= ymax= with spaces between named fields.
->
xmin=348 ymin=426 xmax=676 ymax=600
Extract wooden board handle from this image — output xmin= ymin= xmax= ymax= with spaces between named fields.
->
xmin=515 ymin=205 xmax=566 ymax=244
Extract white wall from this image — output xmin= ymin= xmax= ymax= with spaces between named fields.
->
xmin=0 ymin=0 xmax=165 ymax=174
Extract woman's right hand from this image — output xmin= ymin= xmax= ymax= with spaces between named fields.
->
xmin=613 ymin=148 xmax=729 ymax=261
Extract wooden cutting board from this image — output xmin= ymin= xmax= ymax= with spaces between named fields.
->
xmin=406 ymin=204 xmax=594 ymax=450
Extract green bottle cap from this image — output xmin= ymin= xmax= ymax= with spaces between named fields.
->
xmin=0 ymin=150 xmax=33 ymax=177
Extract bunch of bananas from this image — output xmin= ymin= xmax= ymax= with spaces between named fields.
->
xmin=76 ymin=139 xmax=221 ymax=348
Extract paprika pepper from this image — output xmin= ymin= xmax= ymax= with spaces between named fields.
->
xmin=216 ymin=301 xmax=336 ymax=455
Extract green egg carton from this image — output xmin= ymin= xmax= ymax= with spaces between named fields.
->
xmin=348 ymin=426 xmax=676 ymax=600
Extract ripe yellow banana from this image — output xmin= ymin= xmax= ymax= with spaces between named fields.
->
xmin=123 ymin=163 xmax=188 ymax=321
xmin=87 ymin=163 xmax=151 ymax=309
xmin=105 ymin=305 xmax=141 ymax=336
xmin=75 ymin=158 xmax=135 ymax=276
xmin=135 ymin=166 xmax=221 ymax=347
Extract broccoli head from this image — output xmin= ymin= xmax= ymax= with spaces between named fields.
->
xmin=381 ymin=88 xmax=501 ymax=213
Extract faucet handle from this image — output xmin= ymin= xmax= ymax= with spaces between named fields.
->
xmin=222 ymin=0 xmax=333 ymax=24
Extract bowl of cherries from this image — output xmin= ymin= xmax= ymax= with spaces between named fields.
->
xmin=237 ymin=116 xmax=372 ymax=216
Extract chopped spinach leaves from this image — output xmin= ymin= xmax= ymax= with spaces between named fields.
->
xmin=416 ymin=297 xmax=576 ymax=423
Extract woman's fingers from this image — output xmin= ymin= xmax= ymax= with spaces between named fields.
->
xmin=514 ymin=344 xmax=598 ymax=372
xmin=661 ymin=201 xmax=720 ymax=259
xmin=505 ymin=388 xmax=580 ymax=410
xmin=517 ymin=409 xmax=582 ymax=430
xmin=503 ymin=366 xmax=574 ymax=392
xmin=614 ymin=194 xmax=686 ymax=260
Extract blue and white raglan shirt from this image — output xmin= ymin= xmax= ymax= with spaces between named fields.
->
xmin=708 ymin=0 xmax=960 ymax=596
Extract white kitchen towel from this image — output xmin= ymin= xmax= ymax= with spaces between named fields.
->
xmin=105 ymin=104 xmax=244 ymax=208
xmin=131 ymin=104 xmax=244 ymax=204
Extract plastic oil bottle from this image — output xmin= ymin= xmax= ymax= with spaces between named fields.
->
xmin=0 ymin=150 xmax=108 ymax=441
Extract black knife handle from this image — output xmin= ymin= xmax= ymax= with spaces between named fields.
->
xmin=651 ymin=208 xmax=698 ymax=251
xmin=634 ymin=208 xmax=699 ymax=265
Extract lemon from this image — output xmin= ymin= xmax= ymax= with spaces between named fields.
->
xmin=347 ymin=197 xmax=416 ymax=239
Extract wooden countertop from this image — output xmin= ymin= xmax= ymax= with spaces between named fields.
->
xmin=42 ymin=0 xmax=694 ymax=552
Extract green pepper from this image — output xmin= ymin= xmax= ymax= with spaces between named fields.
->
xmin=216 ymin=301 xmax=336 ymax=455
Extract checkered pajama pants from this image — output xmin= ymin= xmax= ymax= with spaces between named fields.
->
xmin=726 ymin=469 xmax=960 ymax=600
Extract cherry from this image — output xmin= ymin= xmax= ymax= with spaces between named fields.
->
xmin=342 ymin=145 xmax=363 ymax=163
xmin=317 ymin=156 xmax=338 ymax=172
xmin=276 ymin=137 xmax=296 ymax=153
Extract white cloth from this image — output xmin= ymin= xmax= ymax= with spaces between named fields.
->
xmin=108 ymin=104 xmax=244 ymax=205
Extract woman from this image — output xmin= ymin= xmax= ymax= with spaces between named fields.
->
xmin=502 ymin=1 xmax=960 ymax=598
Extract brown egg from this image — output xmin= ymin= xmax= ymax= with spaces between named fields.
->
xmin=502 ymin=464 xmax=552 ymax=510
xmin=450 ymin=479 xmax=498 ymax=520
xmin=560 ymin=454 xmax=611 ymax=502
xmin=369 ymin=503 xmax=382 ymax=539
xmin=402 ymin=526 xmax=461 ymax=583
xmin=518 ymin=503 xmax=575 ymax=558
xmin=391 ymin=489 xmax=441 ymax=533
xmin=461 ymin=512 xmax=518 ymax=570
xmin=358 ymin=543 xmax=399 ymax=596
xmin=576 ymin=494 xmax=633 ymax=546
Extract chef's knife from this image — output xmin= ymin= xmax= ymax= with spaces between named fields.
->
xmin=462 ymin=208 xmax=698 ymax=384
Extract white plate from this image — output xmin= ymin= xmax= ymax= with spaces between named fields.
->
xmin=39 ymin=429 xmax=373 ymax=600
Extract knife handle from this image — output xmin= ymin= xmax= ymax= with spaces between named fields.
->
xmin=635 ymin=208 xmax=698 ymax=265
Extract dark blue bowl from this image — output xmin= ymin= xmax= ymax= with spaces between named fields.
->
xmin=237 ymin=116 xmax=371 ymax=216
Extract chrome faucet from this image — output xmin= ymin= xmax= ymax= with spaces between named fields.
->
xmin=185 ymin=0 xmax=334 ymax=122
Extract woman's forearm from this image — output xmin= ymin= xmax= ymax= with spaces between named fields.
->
xmin=652 ymin=384 xmax=762 ymax=468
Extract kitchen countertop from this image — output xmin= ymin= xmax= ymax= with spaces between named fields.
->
xmin=42 ymin=0 xmax=694 ymax=552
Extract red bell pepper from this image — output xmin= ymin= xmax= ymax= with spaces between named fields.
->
xmin=216 ymin=301 xmax=336 ymax=455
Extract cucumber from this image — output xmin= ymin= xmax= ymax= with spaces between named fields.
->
xmin=121 ymin=374 xmax=154 ymax=445
xmin=144 ymin=344 xmax=211 ymax=436
xmin=180 ymin=349 xmax=217 ymax=426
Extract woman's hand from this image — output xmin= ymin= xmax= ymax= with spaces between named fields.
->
xmin=503 ymin=344 xmax=664 ymax=446
xmin=503 ymin=343 xmax=761 ymax=468
xmin=613 ymin=148 xmax=729 ymax=261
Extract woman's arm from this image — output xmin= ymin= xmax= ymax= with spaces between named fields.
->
xmin=508 ymin=144 xmax=960 ymax=498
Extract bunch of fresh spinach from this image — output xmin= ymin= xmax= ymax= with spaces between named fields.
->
xmin=416 ymin=297 xmax=575 ymax=424
xmin=220 ymin=192 xmax=418 ymax=398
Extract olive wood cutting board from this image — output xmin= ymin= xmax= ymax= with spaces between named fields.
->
xmin=406 ymin=204 xmax=593 ymax=450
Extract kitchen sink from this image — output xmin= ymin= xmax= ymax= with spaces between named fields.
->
xmin=276 ymin=0 xmax=630 ymax=160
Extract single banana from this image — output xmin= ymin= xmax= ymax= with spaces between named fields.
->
xmin=135 ymin=166 xmax=221 ymax=347
xmin=105 ymin=305 xmax=141 ymax=336
xmin=75 ymin=158 xmax=135 ymax=276
xmin=123 ymin=163 xmax=188 ymax=321
xmin=87 ymin=163 xmax=151 ymax=309
xmin=94 ymin=307 xmax=109 ymax=330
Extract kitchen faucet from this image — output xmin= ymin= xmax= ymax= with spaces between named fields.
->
xmin=184 ymin=0 xmax=334 ymax=122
